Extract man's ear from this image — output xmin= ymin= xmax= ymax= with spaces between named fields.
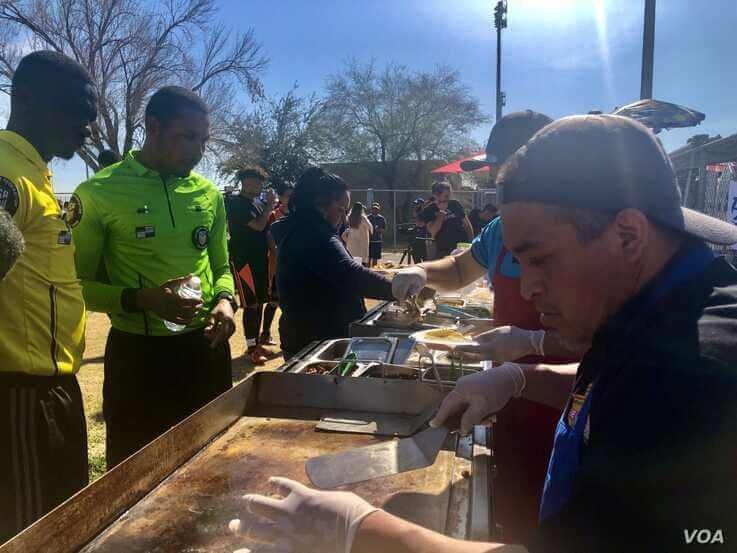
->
xmin=611 ymin=208 xmax=649 ymax=260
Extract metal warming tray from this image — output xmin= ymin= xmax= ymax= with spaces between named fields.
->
xmin=283 ymin=335 xmax=485 ymax=388
xmin=350 ymin=301 xmax=441 ymax=337
xmin=0 ymin=372 xmax=495 ymax=552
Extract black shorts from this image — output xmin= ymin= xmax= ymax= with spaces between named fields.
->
xmin=0 ymin=372 xmax=88 ymax=543
xmin=103 ymin=327 xmax=232 ymax=469
xmin=369 ymin=241 xmax=383 ymax=260
xmin=231 ymin=257 xmax=269 ymax=306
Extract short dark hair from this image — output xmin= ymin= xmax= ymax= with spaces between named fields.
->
xmin=12 ymin=50 xmax=92 ymax=108
xmin=292 ymin=167 xmax=348 ymax=214
xmin=97 ymin=149 xmax=121 ymax=169
xmin=145 ymin=86 xmax=209 ymax=127
xmin=236 ymin=167 xmax=268 ymax=182
xmin=483 ymin=203 xmax=498 ymax=213
xmin=432 ymin=181 xmax=451 ymax=195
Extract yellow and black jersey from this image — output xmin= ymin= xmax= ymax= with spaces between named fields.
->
xmin=0 ymin=131 xmax=85 ymax=375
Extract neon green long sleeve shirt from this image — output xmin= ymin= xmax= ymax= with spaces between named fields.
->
xmin=72 ymin=151 xmax=234 ymax=336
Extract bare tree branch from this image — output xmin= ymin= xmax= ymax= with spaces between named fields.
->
xmin=0 ymin=0 xmax=267 ymax=172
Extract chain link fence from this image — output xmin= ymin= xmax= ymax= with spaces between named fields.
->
xmin=680 ymin=163 xmax=737 ymax=262
xmin=350 ymin=188 xmax=497 ymax=248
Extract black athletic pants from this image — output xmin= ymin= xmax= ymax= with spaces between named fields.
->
xmin=243 ymin=303 xmax=277 ymax=347
xmin=0 ymin=373 xmax=87 ymax=543
xmin=103 ymin=328 xmax=232 ymax=469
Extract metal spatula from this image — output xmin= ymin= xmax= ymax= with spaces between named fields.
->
xmin=305 ymin=415 xmax=460 ymax=489
xmin=314 ymin=401 xmax=441 ymax=437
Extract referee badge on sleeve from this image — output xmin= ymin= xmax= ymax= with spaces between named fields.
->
xmin=66 ymin=194 xmax=83 ymax=227
xmin=192 ymin=226 xmax=209 ymax=249
xmin=0 ymin=176 xmax=19 ymax=216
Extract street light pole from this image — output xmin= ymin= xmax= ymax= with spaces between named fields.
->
xmin=494 ymin=0 xmax=507 ymax=122
xmin=640 ymin=0 xmax=656 ymax=99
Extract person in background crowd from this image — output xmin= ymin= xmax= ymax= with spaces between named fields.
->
xmin=0 ymin=50 xmax=96 ymax=542
xmin=225 ymin=167 xmax=278 ymax=364
xmin=238 ymin=115 xmax=737 ymax=553
xmin=60 ymin=200 xmax=70 ymax=221
xmin=483 ymin=202 xmax=499 ymax=222
xmin=73 ymin=86 xmax=236 ymax=469
xmin=97 ymin=149 xmax=121 ymax=170
xmin=342 ymin=202 xmax=373 ymax=264
xmin=468 ymin=207 xmax=482 ymax=235
xmin=259 ymin=181 xmax=294 ymax=347
xmin=270 ymin=182 xmax=294 ymax=222
xmin=423 ymin=182 xmax=474 ymax=259
xmin=424 ymin=182 xmax=450 ymax=242
xmin=470 ymin=202 xmax=499 ymax=235
xmin=0 ymin=209 xmax=24 ymax=280
xmin=417 ymin=195 xmax=442 ymax=259
xmin=410 ymin=197 xmax=429 ymax=262
xmin=367 ymin=202 xmax=386 ymax=267
xmin=435 ymin=199 xmax=474 ymax=257
xmin=275 ymin=168 xmax=398 ymax=358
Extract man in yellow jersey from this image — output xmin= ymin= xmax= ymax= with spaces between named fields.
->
xmin=0 ymin=51 xmax=97 ymax=542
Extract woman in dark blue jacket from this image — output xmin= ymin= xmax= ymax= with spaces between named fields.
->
xmin=273 ymin=167 xmax=397 ymax=359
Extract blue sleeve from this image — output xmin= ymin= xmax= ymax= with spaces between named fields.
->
xmin=471 ymin=216 xmax=503 ymax=271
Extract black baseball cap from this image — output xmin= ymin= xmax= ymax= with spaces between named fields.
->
xmin=460 ymin=110 xmax=553 ymax=171
xmin=497 ymin=114 xmax=737 ymax=246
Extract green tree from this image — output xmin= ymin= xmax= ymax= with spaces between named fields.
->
xmin=321 ymin=60 xmax=487 ymax=188
xmin=686 ymin=133 xmax=722 ymax=147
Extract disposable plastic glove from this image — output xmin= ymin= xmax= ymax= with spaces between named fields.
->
xmin=391 ymin=266 xmax=427 ymax=301
xmin=429 ymin=362 xmax=525 ymax=436
xmin=234 ymin=477 xmax=379 ymax=553
xmin=455 ymin=326 xmax=545 ymax=362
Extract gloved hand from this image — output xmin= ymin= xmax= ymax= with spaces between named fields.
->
xmin=233 ymin=477 xmax=379 ymax=553
xmin=429 ymin=363 xmax=525 ymax=436
xmin=391 ymin=266 xmax=427 ymax=301
xmin=455 ymin=326 xmax=545 ymax=362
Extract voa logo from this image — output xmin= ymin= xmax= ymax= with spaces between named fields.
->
xmin=684 ymin=529 xmax=724 ymax=545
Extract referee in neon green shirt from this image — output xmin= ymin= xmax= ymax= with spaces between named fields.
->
xmin=72 ymin=87 xmax=237 ymax=469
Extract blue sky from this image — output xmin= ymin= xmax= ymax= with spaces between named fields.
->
xmin=5 ymin=0 xmax=736 ymax=192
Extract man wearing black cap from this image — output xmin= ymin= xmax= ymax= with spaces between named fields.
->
xmin=237 ymin=115 xmax=737 ymax=552
xmin=395 ymin=111 xmax=580 ymax=543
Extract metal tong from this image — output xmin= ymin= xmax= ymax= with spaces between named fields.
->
xmin=400 ymin=294 xmax=423 ymax=321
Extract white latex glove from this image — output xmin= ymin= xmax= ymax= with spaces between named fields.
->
xmin=455 ymin=326 xmax=545 ymax=363
xmin=429 ymin=362 xmax=525 ymax=436
xmin=391 ymin=265 xmax=427 ymax=301
xmin=234 ymin=477 xmax=379 ymax=553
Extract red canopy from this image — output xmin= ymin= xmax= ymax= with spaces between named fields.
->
xmin=431 ymin=151 xmax=490 ymax=174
